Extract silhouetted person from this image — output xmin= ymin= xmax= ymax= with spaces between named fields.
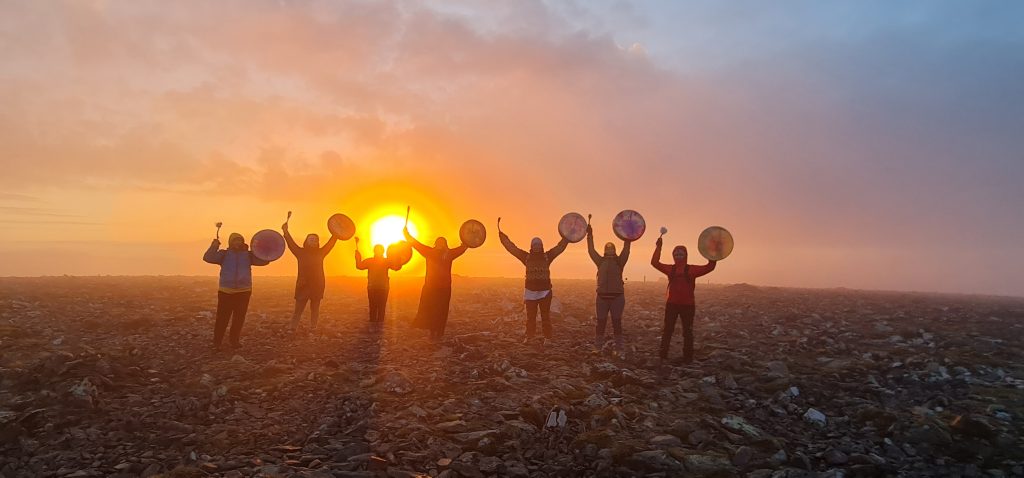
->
xmin=652 ymin=237 xmax=716 ymax=365
xmin=404 ymin=227 xmax=468 ymax=342
xmin=354 ymin=237 xmax=402 ymax=330
xmin=203 ymin=232 xmax=269 ymax=351
xmin=498 ymin=222 xmax=569 ymax=341
xmin=283 ymin=222 xmax=338 ymax=336
xmin=586 ymin=224 xmax=632 ymax=355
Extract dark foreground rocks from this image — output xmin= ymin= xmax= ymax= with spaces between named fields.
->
xmin=1 ymin=276 xmax=1023 ymax=477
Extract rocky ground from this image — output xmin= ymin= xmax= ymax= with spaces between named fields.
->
xmin=1 ymin=276 xmax=1023 ymax=478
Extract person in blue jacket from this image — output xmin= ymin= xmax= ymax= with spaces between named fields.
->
xmin=203 ymin=232 xmax=269 ymax=351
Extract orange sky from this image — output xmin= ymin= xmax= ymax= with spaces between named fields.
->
xmin=1 ymin=2 xmax=1022 ymax=296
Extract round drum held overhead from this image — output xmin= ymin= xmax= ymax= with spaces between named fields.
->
xmin=612 ymin=209 xmax=646 ymax=241
xmin=387 ymin=241 xmax=413 ymax=267
xmin=459 ymin=219 xmax=487 ymax=248
xmin=251 ymin=229 xmax=286 ymax=262
xmin=327 ymin=213 xmax=355 ymax=240
xmin=698 ymin=226 xmax=734 ymax=261
xmin=558 ymin=212 xmax=588 ymax=243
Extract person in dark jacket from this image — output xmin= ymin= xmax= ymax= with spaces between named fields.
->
xmin=498 ymin=221 xmax=569 ymax=341
xmin=203 ymin=232 xmax=270 ymax=350
xmin=404 ymin=227 xmax=469 ymax=342
xmin=283 ymin=221 xmax=338 ymax=336
xmin=586 ymin=224 xmax=632 ymax=355
xmin=354 ymin=237 xmax=402 ymax=330
xmin=651 ymin=237 xmax=716 ymax=365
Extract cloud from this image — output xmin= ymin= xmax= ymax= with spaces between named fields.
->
xmin=0 ymin=1 xmax=1022 ymax=293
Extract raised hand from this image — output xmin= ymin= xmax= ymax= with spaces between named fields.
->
xmin=656 ymin=236 xmax=663 ymax=247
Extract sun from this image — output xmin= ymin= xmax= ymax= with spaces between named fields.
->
xmin=370 ymin=215 xmax=417 ymax=247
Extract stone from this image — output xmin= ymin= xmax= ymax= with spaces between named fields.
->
xmin=802 ymin=408 xmax=827 ymax=427
xmin=650 ymin=434 xmax=683 ymax=448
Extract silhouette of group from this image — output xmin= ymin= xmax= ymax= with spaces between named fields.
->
xmin=203 ymin=211 xmax=718 ymax=365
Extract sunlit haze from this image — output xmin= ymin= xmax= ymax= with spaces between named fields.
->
xmin=0 ymin=1 xmax=1022 ymax=296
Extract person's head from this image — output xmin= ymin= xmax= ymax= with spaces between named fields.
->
xmin=672 ymin=245 xmax=688 ymax=265
xmin=228 ymin=233 xmax=246 ymax=250
xmin=434 ymin=237 xmax=448 ymax=251
xmin=604 ymin=242 xmax=616 ymax=257
xmin=530 ymin=237 xmax=543 ymax=252
xmin=373 ymin=244 xmax=385 ymax=257
xmin=304 ymin=233 xmax=320 ymax=249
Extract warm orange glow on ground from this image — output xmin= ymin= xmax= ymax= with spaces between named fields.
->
xmin=370 ymin=215 xmax=416 ymax=248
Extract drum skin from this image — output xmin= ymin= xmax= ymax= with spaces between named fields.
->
xmin=558 ymin=212 xmax=588 ymax=243
xmin=251 ymin=229 xmax=286 ymax=262
xmin=387 ymin=241 xmax=414 ymax=266
xmin=612 ymin=210 xmax=646 ymax=241
xmin=698 ymin=226 xmax=734 ymax=261
xmin=327 ymin=214 xmax=355 ymax=240
xmin=459 ymin=220 xmax=487 ymax=248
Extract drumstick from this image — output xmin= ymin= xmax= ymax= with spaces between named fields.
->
xmin=587 ymin=214 xmax=592 ymax=226
xmin=497 ymin=217 xmax=502 ymax=232
xmin=659 ymin=226 xmax=668 ymax=239
xmin=215 ymin=222 xmax=222 ymax=240
xmin=405 ymin=206 xmax=410 ymax=227
xmin=286 ymin=211 xmax=292 ymax=224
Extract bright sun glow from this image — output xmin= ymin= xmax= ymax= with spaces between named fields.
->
xmin=370 ymin=215 xmax=417 ymax=247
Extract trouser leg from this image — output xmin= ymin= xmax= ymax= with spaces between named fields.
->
xmin=309 ymin=299 xmax=321 ymax=329
xmin=525 ymin=300 xmax=538 ymax=337
xmin=370 ymin=290 xmax=382 ymax=323
xmin=681 ymin=306 xmax=696 ymax=362
xmin=290 ymin=298 xmax=308 ymax=330
xmin=377 ymin=289 xmax=389 ymax=323
xmin=595 ymin=296 xmax=610 ymax=347
xmin=228 ymin=291 xmax=251 ymax=346
xmin=539 ymin=294 xmax=553 ymax=339
xmin=660 ymin=303 xmax=681 ymax=359
xmin=610 ymin=294 xmax=625 ymax=350
xmin=214 ymin=291 xmax=233 ymax=348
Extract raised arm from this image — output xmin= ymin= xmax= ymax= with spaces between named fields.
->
xmin=249 ymin=251 xmax=271 ymax=266
xmin=498 ymin=232 xmax=528 ymax=264
xmin=690 ymin=260 xmax=717 ymax=278
xmin=203 ymin=240 xmax=225 ymax=264
xmin=650 ymin=238 xmax=670 ymax=274
xmin=617 ymin=239 xmax=631 ymax=267
xmin=320 ymin=235 xmax=339 ymax=257
xmin=354 ymin=238 xmax=370 ymax=270
xmin=282 ymin=225 xmax=300 ymax=255
xmin=586 ymin=225 xmax=601 ymax=265
xmin=546 ymin=237 xmax=570 ymax=262
xmin=404 ymin=227 xmax=431 ymax=256
xmin=449 ymin=244 xmax=469 ymax=260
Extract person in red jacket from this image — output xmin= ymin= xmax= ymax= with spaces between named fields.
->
xmin=651 ymin=236 xmax=716 ymax=365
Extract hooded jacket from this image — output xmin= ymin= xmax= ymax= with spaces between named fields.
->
xmin=650 ymin=242 xmax=716 ymax=305
xmin=203 ymin=240 xmax=270 ymax=292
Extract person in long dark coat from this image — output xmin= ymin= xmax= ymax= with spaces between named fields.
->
xmin=283 ymin=221 xmax=338 ymax=336
xmin=403 ymin=227 xmax=468 ymax=342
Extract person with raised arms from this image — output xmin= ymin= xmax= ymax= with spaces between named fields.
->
xmin=354 ymin=237 xmax=403 ymax=331
xmin=497 ymin=218 xmax=570 ymax=342
xmin=586 ymin=223 xmax=632 ymax=357
xmin=404 ymin=226 xmax=468 ymax=342
xmin=203 ymin=231 xmax=270 ymax=351
xmin=651 ymin=236 xmax=716 ymax=365
xmin=282 ymin=219 xmax=338 ymax=337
